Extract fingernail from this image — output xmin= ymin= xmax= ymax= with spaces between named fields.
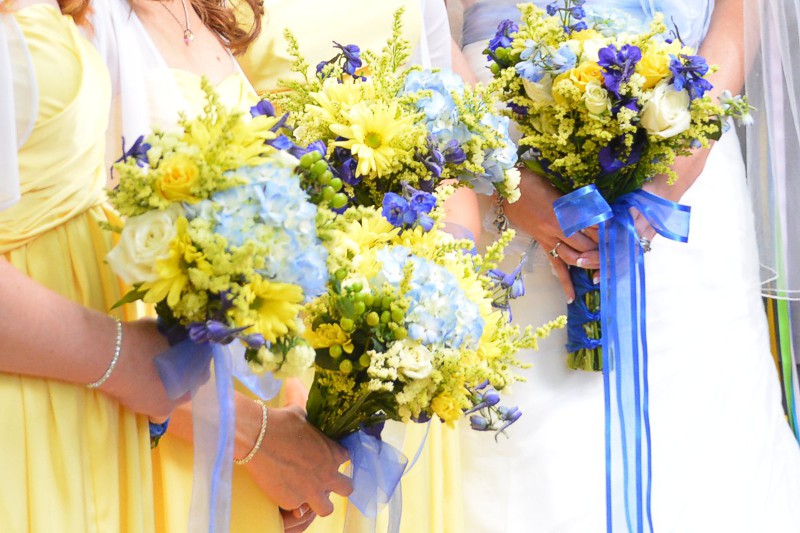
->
xmin=593 ymin=275 xmax=600 ymax=285
xmin=577 ymin=258 xmax=589 ymax=268
xmin=567 ymin=297 xmax=574 ymax=305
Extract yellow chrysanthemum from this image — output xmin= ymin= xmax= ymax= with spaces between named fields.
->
xmin=309 ymin=78 xmax=366 ymax=124
xmin=142 ymin=217 xmax=198 ymax=307
xmin=237 ymin=277 xmax=305 ymax=343
xmin=330 ymin=101 xmax=415 ymax=178
xmin=304 ymin=323 xmax=354 ymax=353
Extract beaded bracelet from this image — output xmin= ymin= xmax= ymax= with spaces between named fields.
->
xmin=234 ymin=398 xmax=268 ymax=465
xmin=87 ymin=317 xmax=123 ymax=389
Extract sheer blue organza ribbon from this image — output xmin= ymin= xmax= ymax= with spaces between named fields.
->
xmin=553 ymin=184 xmax=690 ymax=533
xmin=341 ymin=431 xmax=408 ymax=533
xmin=154 ymin=339 xmax=282 ymax=533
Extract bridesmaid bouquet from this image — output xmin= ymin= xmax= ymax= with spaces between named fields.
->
xmin=301 ymin=185 xmax=564 ymax=442
xmin=106 ymin=81 xmax=328 ymax=378
xmin=485 ymin=0 xmax=749 ymax=370
xmin=273 ymin=9 xmax=522 ymax=213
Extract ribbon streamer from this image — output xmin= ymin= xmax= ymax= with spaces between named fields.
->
xmin=154 ymin=339 xmax=283 ymax=533
xmin=341 ymin=431 xmax=409 ymax=533
xmin=554 ymin=185 xmax=690 ymax=533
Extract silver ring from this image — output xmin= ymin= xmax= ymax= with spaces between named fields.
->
xmin=638 ymin=236 xmax=652 ymax=253
xmin=548 ymin=241 xmax=562 ymax=258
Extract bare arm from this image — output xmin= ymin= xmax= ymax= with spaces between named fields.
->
xmin=0 ymin=259 xmax=178 ymax=419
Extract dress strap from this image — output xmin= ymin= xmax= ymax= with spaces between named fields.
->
xmin=0 ymin=14 xmax=38 ymax=211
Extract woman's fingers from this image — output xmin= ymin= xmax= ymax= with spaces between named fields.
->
xmin=549 ymin=258 xmax=576 ymax=303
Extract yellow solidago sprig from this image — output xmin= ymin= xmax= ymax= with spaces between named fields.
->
xmin=106 ymin=82 xmax=330 ymax=379
xmin=302 ymin=201 xmax=565 ymax=439
xmin=271 ymin=8 xmax=522 ymax=209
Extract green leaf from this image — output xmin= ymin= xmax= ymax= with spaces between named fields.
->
xmin=110 ymin=287 xmax=147 ymax=310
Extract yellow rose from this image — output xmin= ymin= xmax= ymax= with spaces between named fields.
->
xmin=637 ymin=49 xmax=671 ymax=89
xmin=553 ymin=61 xmax=605 ymax=104
xmin=571 ymin=29 xmax=601 ymax=43
xmin=155 ymin=154 xmax=201 ymax=202
xmin=431 ymin=394 xmax=463 ymax=424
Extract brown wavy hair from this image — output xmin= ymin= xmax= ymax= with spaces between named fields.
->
xmin=190 ymin=0 xmax=264 ymax=56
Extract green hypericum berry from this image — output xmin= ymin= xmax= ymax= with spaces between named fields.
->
xmin=358 ymin=354 xmax=371 ymax=368
xmin=394 ymin=326 xmax=408 ymax=340
xmin=339 ymin=359 xmax=354 ymax=374
xmin=366 ymin=312 xmax=380 ymax=327
xmin=329 ymin=344 xmax=343 ymax=359
xmin=319 ymin=170 xmax=333 ymax=185
xmin=329 ymin=177 xmax=343 ymax=192
xmin=354 ymin=301 xmax=366 ymax=316
xmin=381 ymin=310 xmax=391 ymax=324
xmin=311 ymin=160 xmax=328 ymax=176
xmin=363 ymin=293 xmax=375 ymax=307
xmin=299 ymin=153 xmax=315 ymax=169
xmin=321 ymin=186 xmax=336 ymax=201
xmin=335 ymin=269 xmax=347 ymax=281
xmin=490 ymin=63 xmax=500 ymax=75
xmin=391 ymin=308 xmax=405 ymax=323
xmin=340 ymin=317 xmax=355 ymax=331
xmin=330 ymin=193 xmax=348 ymax=209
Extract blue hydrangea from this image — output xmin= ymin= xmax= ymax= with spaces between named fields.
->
xmin=402 ymin=69 xmax=473 ymax=146
xmin=374 ymin=246 xmax=484 ymax=350
xmin=191 ymin=159 xmax=329 ymax=300
xmin=459 ymin=113 xmax=517 ymax=195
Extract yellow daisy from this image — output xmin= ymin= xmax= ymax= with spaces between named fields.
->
xmin=330 ymin=101 xmax=415 ymax=178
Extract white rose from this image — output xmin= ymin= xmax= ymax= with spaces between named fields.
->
xmin=503 ymin=168 xmax=522 ymax=203
xmin=522 ymin=76 xmax=554 ymax=103
xmin=640 ymin=81 xmax=692 ymax=138
xmin=583 ymin=80 xmax=611 ymax=116
xmin=106 ymin=204 xmax=183 ymax=284
xmin=581 ymin=38 xmax=607 ymax=62
xmin=393 ymin=340 xmax=433 ymax=381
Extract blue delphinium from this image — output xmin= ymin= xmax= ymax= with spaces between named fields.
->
xmin=374 ymin=246 xmax=484 ymax=350
xmin=597 ymin=43 xmax=642 ymax=98
xmin=464 ymin=381 xmax=522 ymax=439
xmin=117 ymin=135 xmax=151 ymax=167
xmin=316 ymin=42 xmax=364 ymax=80
xmin=487 ymin=19 xmax=518 ymax=64
xmin=382 ymin=185 xmax=437 ymax=232
xmin=669 ymin=54 xmax=713 ymax=100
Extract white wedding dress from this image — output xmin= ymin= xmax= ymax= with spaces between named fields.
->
xmin=458 ymin=1 xmax=800 ymax=531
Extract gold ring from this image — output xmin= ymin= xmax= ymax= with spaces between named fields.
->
xmin=548 ymin=241 xmax=562 ymax=258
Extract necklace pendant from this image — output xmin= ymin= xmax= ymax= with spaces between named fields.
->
xmin=183 ymin=29 xmax=194 ymax=45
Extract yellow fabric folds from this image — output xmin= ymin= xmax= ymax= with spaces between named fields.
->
xmin=0 ymin=5 xmax=154 ymax=532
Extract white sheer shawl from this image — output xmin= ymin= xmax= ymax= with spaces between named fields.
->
xmin=0 ymin=14 xmax=37 ymax=211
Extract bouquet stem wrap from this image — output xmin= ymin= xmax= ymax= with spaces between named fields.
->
xmin=341 ymin=431 xmax=408 ymax=533
xmin=154 ymin=339 xmax=282 ymax=533
xmin=553 ymin=185 xmax=690 ymax=533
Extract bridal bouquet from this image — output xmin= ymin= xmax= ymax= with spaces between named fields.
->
xmin=106 ymin=81 xmax=328 ymax=378
xmin=302 ymin=186 xmax=564 ymax=442
xmin=273 ymin=9 xmax=522 ymax=212
xmin=485 ymin=0 xmax=747 ymax=370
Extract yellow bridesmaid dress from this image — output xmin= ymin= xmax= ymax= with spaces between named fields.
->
xmin=238 ymin=2 xmax=465 ymax=532
xmin=0 ymin=5 xmax=155 ymax=532
xmin=138 ymin=71 xmax=283 ymax=533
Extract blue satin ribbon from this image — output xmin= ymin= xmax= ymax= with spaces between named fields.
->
xmin=154 ymin=339 xmax=282 ymax=532
xmin=341 ymin=431 xmax=409 ymax=533
xmin=553 ymin=185 xmax=690 ymax=533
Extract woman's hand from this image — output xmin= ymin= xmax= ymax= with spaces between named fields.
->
xmin=281 ymin=505 xmax=316 ymax=533
xmin=504 ymin=167 xmax=600 ymax=302
xmin=101 ymin=318 xmax=186 ymax=421
xmin=629 ymin=147 xmax=712 ymax=242
xmin=237 ymin=402 xmax=353 ymax=517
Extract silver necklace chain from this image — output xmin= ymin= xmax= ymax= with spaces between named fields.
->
xmin=158 ymin=0 xmax=194 ymax=45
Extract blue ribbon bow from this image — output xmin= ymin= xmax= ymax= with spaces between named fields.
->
xmin=154 ymin=339 xmax=282 ymax=532
xmin=553 ymin=184 xmax=690 ymax=533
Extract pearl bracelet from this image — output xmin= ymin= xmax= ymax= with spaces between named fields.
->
xmin=87 ymin=317 xmax=123 ymax=389
xmin=234 ymin=398 xmax=268 ymax=465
